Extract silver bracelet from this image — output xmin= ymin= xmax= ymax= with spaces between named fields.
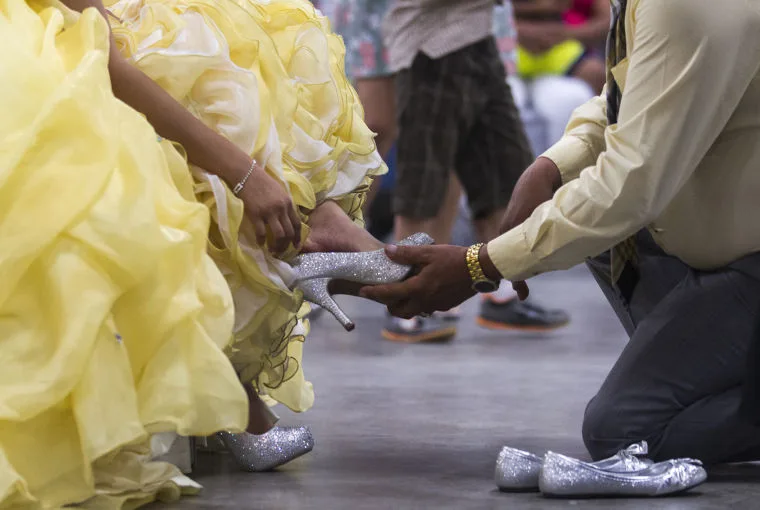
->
xmin=232 ymin=159 xmax=258 ymax=196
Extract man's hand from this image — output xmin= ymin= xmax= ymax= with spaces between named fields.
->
xmin=360 ymin=244 xmax=476 ymax=319
xmin=499 ymin=157 xmax=562 ymax=300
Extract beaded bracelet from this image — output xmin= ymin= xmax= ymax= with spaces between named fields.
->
xmin=232 ymin=159 xmax=258 ymax=196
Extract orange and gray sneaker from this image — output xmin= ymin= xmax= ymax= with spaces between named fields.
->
xmin=382 ymin=315 xmax=457 ymax=343
xmin=477 ymin=296 xmax=570 ymax=332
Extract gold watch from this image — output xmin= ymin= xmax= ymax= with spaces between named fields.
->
xmin=465 ymin=243 xmax=499 ymax=293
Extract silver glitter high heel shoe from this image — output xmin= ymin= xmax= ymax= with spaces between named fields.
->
xmin=496 ymin=441 xmax=651 ymax=492
xmin=216 ymin=427 xmax=314 ymax=472
xmin=291 ymin=233 xmax=434 ymax=331
xmin=539 ymin=452 xmax=706 ymax=498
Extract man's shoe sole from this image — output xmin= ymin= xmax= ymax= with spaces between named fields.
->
xmin=381 ymin=326 xmax=458 ymax=343
xmin=476 ymin=316 xmax=570 ymax=332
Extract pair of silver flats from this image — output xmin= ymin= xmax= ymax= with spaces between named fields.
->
xmin=496 ymin=441 xmax=707 ymax=497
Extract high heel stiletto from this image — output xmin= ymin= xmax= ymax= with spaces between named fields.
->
xmin=216 ymin=427 xmax=315 ymax=472
xmin=291 ymin=233 xmax=434 ymax=330
xmin=298 ymin=277 xmax=355 ymax=330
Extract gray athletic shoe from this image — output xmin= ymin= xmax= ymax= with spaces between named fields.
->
xmin=381 ymin=315 xmax=457 ymax=343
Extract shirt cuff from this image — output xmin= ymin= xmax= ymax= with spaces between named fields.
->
xmin=486 ymin=225 xmax=545 ymax=282
xmin=541 ymin=136 xmax=597 ymax=185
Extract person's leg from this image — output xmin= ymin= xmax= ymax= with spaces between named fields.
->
xmin=457 ymin=39 xmax=569 ymax=330
xmin=582 ymin=253 xmax=760 ymax=464
xmin=391 ymin=46 xmax=469 ymax=246
xmin=460 ymin=46 xmax=530 ymax=245
xmin=508 ymin=76 xmax=552 ymax=157
xmin=384 ymin=49 xmax=473 ymax=342
xmin=355 ymin=76 xmax=396 ymax=214
xmin=245 ymin=382 xmax=279 ymax=434
xmin=355 ymin=77 xmax=397 ymax=161
xmin=741 ymin=308 xmax=760 ymax=424
xmin=331 ymin=0 xmax=395 ymax=216
xmin=586 ymin=230 xmax=690 ymax=337
xmin=531 ymin=75 xmax=594 ymax=149
xmin=394 ymin=173 xmax=462 ymax=244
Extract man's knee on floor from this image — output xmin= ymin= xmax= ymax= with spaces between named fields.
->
xmin=582 ymin=397 xmax=643 ymax=461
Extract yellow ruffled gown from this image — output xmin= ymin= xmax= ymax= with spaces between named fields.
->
xmin=106 ymin=0 xmax=386 ymax=412
xmin=0 ymin=0 xmax=249 ymax=507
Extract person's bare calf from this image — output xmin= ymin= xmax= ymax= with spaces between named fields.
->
xmin=473 ymin=207 xmax=507 ymax=244
xmin=244 ymin=383 xmax=278 ymax=435
xmin=356 ymin=77 xmax=397 ymax=216
xmin=394 ymin=173 xmax=463 ymax=244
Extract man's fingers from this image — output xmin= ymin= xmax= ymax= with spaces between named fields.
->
xmin=360 ymin=279 xmax=418 ymax=304
xmin=512 ymin=280 xmax=530 ymax=301
xmin=388 ymin=300 xmax=420 ymax=320
xmin=385 ymin=244 xmax=429 ymax=266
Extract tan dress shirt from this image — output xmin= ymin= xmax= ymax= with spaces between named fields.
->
xmin=488 ymin=0 xmax=760 ymax=281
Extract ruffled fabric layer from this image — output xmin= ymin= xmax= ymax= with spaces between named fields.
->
xmin=106 ymin=0 xmax=386 ymax=411
xmin=0 ymin=1 xmax=247 ymax=507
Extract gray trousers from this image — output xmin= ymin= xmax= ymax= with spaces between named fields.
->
xmin=583 ymin=231 xmax=760 ymax=464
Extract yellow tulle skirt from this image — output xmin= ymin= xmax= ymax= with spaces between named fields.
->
xmin=0 ymin=1 xmax=249 ymax=507
xmin=106 ymin=0 xmax=386 ymax=412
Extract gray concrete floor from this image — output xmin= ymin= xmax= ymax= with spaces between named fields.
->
xmin=169 ymin=265 xmax=760 ymax=509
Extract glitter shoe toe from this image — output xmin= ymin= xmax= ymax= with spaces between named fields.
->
xmin=217 ymin=426 xmax=314 ymax=472
xmin=291 ymin=233 xmax=435 ymax=330
xmin=495 ymin=446 xmax=544 ymax=491
xmin=495 ymin=441 xmax=652 ymax=492
xmin=539 ymin=452 xmax=706 ymax=498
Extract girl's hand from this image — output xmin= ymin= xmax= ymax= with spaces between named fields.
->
xmin=236 ymin=163 xmax=301 ymax=254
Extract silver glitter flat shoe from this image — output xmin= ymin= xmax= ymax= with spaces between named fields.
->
xmin=217 ymin=426 xmax=314 ymax=472
xmin=496 ymin=441 xmax=652 ymax=492
xmin=539 ymin=452 xmax=706 ymax=498
xmin=495 ymin=447 xmax=544 ymax=491
xmin=291 ymin=233 xmax=434 ymax=331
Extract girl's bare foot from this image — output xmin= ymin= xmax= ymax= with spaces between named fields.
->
xmin=303 ymin=201 xmax=383 ymax=253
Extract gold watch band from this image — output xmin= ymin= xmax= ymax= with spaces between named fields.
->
xmin=466 ymin=243 xmax=488 ymax=283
